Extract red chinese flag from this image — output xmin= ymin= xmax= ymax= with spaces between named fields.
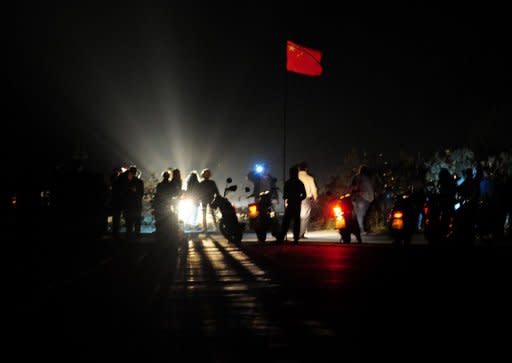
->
xmin=286 ymin=40 xmax=323 ymax=76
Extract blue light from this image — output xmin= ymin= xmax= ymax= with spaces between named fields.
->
xmin=254 ymin=164 xmax=264 ymax=175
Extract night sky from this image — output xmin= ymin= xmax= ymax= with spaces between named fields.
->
xmin=7 ymin=1 xmax=509 ymax=189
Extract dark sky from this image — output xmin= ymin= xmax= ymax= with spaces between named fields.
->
xmin=7 ymin=1 xmax=509 ymax=188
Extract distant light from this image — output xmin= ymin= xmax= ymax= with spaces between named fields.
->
xmin=254 ymin=164 xmax=264 ymax=175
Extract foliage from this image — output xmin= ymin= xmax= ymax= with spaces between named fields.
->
xmin=424 ymin=147 xmax=512 ymax=186
xmin=424 ymin=148 xmax=475 ymax=185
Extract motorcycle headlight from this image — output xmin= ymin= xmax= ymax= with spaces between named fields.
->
xmin=178 ymin=199 xmax=195 ymax=221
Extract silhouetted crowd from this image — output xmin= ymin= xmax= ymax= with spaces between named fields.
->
xmin=5 ymin=157 xmax=511 ymax=246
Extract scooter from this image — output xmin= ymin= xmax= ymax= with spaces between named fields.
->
xmin=389 ymin=194 xmax=416 ymax=245
xmin=245 ymin=188 xmax=280 ymax=242
xmin=424 ymin=191 xmax=478 ymax=246
xmin=332 ymin=193 xmax=362 ymax=243
xmin=210 ymin=178 xmax=243 ymax=246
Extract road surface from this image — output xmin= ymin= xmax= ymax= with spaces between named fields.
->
xmin=10 ymin=231 xmax=512 ymax=362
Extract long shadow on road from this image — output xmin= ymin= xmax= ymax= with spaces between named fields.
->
xmin=10 ymin=234 xmax=512 ymax=362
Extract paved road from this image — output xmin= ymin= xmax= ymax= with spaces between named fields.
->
xmin=11 ymin=232 xmax=512 ymax=362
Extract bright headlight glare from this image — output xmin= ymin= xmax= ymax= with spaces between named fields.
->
xmin=178 ymin=199 xmax=194 ymax=221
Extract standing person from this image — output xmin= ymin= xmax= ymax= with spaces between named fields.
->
xmin=155 ymin=170 xmax=173 ymax=204
xmin=298 ymin=161 xmax=318 ymax=239
xmin=198 ymin=168 xmax=220 ymax=233
xmin=458 ymin=168 xmax=478 ymax=201
xmin=438 ymin=167 xmax=456 ymax=211
xmin=411 ymin=175 xmax=427 ymax=232
xmin=169 ymin=168 xmax=183 ymax=213
xmin=277 ymin=165 xmax=306 ymax=245
xmin=479 ymin=167 xmax=494 ymax=203
xmin=124 ymin=166 xmax=144 ymax=238
xmin=153 ymin=170 xmax=173 ymax=233
xmin=184 ymin=170 xmax=201 ymax=230
xmin=478 ymin=167 xmax=495 ymax=240
xmin=350 ymin=165 xmax=375 ymax=234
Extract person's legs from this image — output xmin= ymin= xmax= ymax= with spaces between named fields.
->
xmin=354 ymin=199 xmax=369 ymax=232
xmin=300 ymin=198 xmax=312 ymax=238
xmin=209 ymin=204 xmax=218 ymax=231
xmin=278 ymin=209 xmax=291 ymax=242
xmin=352 ymin=215 xmax=362 ymax=243
xmin=134 ymin=209 xmax=142 ymax=236
xmin=292 ymin=206 xmax=301 ymax=243
xmin=125 ymin=211 xmax=134 ymax=237
xmin=201 ymin=205 xmax=208 ymax=232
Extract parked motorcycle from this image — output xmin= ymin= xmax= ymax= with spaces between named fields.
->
xmin=389 ymin=194 xmax=416 ymax=245
xmin=210 ymin=178 xmax=243 ymax=246
xmin=423 ymin=192 xmax=451 ymax=244
xmin=332 ymin=193 xmax=362 ymax=243
xmin=245 ymin=187 xmax=280 ymax=242
xmin=424 ymin=192 xmax=475 ymax=246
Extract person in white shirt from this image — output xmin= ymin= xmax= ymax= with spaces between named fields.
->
xmin=298 ymin=162 xmax=318 ymax=239
xmin=350 ymin=165 xmax=375 ymax=234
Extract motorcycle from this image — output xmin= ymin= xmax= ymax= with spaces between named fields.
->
xmin=210 ymin=178 xmax=243 ymax=246
xmin=424 ymin=191 xmax=478 ymax=246
xmin=388 ymin=194 xmax=416 ymax=245
xmin=331 ymin=193 xmax=362 ymax=243
xmin=424 ymin=193 xmax=449 ymax=244
xmin=245 ymin=187 xmax=280 ymax=242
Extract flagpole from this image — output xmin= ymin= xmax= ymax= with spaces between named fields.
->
xmin=283 ymin=42 xmax=288 ymax=188
xmin=283 ymin=74 xmax=287 ymax=186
